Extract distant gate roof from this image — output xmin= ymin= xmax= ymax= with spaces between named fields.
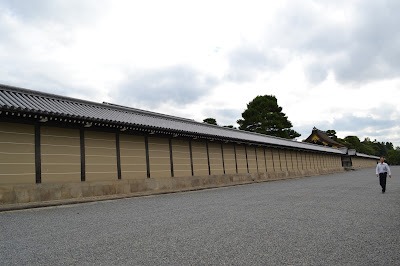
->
xmin=0 ymin=84 xmax=343 ymax=154
xmin=304 ymin=127 xmax=345 ymax=148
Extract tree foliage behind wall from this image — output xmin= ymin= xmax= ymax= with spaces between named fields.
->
xmin=237 ymin=95 xmax=300 ymax=139
xmin=326 ymin=130 xmax=399 ymax=164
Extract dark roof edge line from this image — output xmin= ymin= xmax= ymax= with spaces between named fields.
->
xmin=0 ymin=83 xmax=344 ymax=154
xmin=0 ymin=83 xmax=301 ymax=142
xmin=0 ymin=83 xmax=106 ymax=108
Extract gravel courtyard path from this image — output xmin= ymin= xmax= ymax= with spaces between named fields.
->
xmin=1 ymin=167 xmax=399 ymax=265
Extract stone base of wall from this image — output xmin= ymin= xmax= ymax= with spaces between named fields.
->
xmin=0 ymin=167 xmax=344 ymax=210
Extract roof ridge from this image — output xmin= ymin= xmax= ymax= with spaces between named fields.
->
xmin=0 ymin=83 xmax=346 ymax=154
xmin=0 ymin=84 xmax=241 ymax=133
xmin=0 ymin=83 xmax=109 ymax=108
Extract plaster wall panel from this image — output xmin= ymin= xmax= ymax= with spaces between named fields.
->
xmin=236 ymin=145 xmax=248 ymax=174
xmin=0 ymin=122 xmax=35 ymax=184
xmin=41 ymin=126 xmax=81 ymax=183
xmin=191 ymin=141 xmax=209 ymax=176
xmin=257 ymin=147 xmax=267 ymax=173
xmin=272 ymin=149 xmax=282 ymax=171
xmin=148 ymin=137 xmax=171 ymax=179
xmin=265 ymin=148 xmax=274 ymax=172
xmin=172 ymin=139 xmax=191 ymax=177
xmin=223 ymin=144 xmax=237 ymax=174
xmin=247 ymin=146 xmax=258 ymax=174
xmin=208 ymin=142 xmax=224 ymax=175
xmin=120 ymin=134 xmax=147 ymax=180
xmin=286 ymin=150 xmax=294 ymax=171
xmin=85 ymin=131 xmax=118 ymax=181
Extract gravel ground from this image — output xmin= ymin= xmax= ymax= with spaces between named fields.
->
xmin=1 ymin=167 xmax=399 ymax=265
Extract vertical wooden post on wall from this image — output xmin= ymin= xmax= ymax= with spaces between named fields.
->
xmin=296 ymin=151 xmax=299 ymax=170
xmin=264 ymin=148 xmax=268 ymax=172
xmin=233 ymin=143 xmax=238 ymax=174
xmin=300 ymin=151 xmax=304 ymax=170
xmin=284 ymin=150 xmax=288 ymax=171
xmin=34 ymin=123 xmax=41 ymax=184
xmin=311 ymin=153 xmax=315 ymax=169
xmin=145 ymin=136 xmax=150 ymax=178
xmin=278 ymin=149 xmax=282 ymax=171
xmin=169 ymin=138 xmax=174 ymax=177
xmin=189 ymin=140 xmax=194 ymax=176
xmin=116 ymin=132 xmax=122 ymax=180
xmin=271 ymin=148 xmax=275 ymax=172
xmin=320 ymin=154 xmax=323 ymax=169
xmin=206 ymin=141 xmax=211 ymax=175
xmin=255 ymin=147 xmax=259 ymax=173
xmin=244 ymin=145 xmax=249 ymax=173
xmin=80 ymin=128 xmax=85 ymax=182
xmin=221 ymin=143 xmax=225 ymax=174
xmin=290 ymin=150 xmax=294 ymax=170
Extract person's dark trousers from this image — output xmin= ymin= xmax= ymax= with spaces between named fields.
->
xmin=379 ymin=172 xmax=387 ymax=193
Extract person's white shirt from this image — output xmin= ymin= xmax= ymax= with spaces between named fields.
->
xmin=376 ymin=162 xmax=391 ymax=175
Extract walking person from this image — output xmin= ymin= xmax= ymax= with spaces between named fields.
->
xmin=376 ymin=156 xmax=392 ymax=193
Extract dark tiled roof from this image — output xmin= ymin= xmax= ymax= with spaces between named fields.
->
xmin=355 ymin=152 xmax=380 ymax=159
xmin=304 ymin=127 xmax=344 ymax=147
xmin=0 ymin=84 xmax=344 ymax=154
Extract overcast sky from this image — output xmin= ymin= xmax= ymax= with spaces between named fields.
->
xmin=1 ymin=0 xmax=399 ymax=148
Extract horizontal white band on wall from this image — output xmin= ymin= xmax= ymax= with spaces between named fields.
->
xmin=42 ymin=163 xmax=80 ymax=165
xmin=148 ymin=142 xmax=169 ymax=146
xmin=86 ymin=163 xmax=118 ymax=166
xmin=42 ymin=172 xmax=81 ymax=175
xmin=121 ymin=170 xmax=147 ymax=173
xmin=120 ymin=148 xmax=146 ymax=152
xmin=148 ymin=149 xmax=170 ymax=153
xmin=120 ymin=155 xmax=146 ymax=158
xmin=172 ymin=150 xmax=190 ymax=154
xmin=172 ymin=144 xmax=190 ymax=148
xmin=41 ymin=144 xmax=80 ymax=148
xmin=42 ymin=134 xmax=79 ymax=139
xmin=120 ymin=140 xmax=144 ymax=144
xmin=0 ymin=173 xmax=34 ymax=175
xmin=85 ymin=137 xmax=115 ymax=142
xmin=42 ymin=154 xmax=81 ymax=156
xmin=86 ymin=146 xmax=116 ymax=150
xmin=0 ymin=163 xmax=35 ymax=164
xmin=85 ymin=155 xmax=116 ymax=158
xmin=0 ymin=130 xmax=34 ymax=136
xmin=0 ymin=152 xmax=35 ymax=155
xmin=0 ymin=141 xmax=34 ymax=145
xmin=85 ymin=171 xmax=120 ymax=174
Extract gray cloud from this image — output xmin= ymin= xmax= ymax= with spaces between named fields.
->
xmin=115 ymin=66 xmax=218 ymax=108
xmin=296 ymin=105 xmax=399 ymax=142
xmin=0 ymin=0 xmax=108 ymax=25
xmin=271 ymin=0 xmax=400 ymax=84
xmin=226 ymin=46 xmax=285 ymax=82
xmin=331 ymin=115 xmax=397 ymax=132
